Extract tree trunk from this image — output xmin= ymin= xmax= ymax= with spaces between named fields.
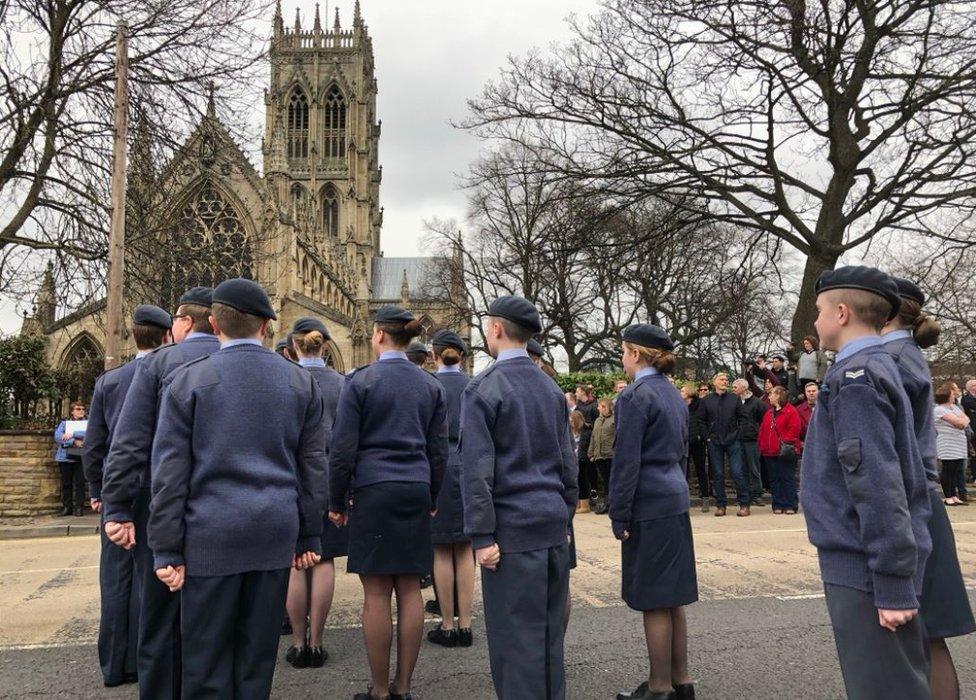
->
xmin=791 ymin=249 xmax=840 ymax=343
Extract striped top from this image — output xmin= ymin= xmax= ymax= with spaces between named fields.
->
xmin=933 ymin=404 xmax=969 ymax=460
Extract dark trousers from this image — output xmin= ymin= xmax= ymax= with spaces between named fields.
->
xmin=593 ymin=459 xmax=612 ymax=495
xmin=133 ymin=488 xmax=182 ymax=700
xmin=181 ymin=569 xmax=290 ymax=699
xmin=767 ymin=456 xmax=798 ymax=510
xmin=99 ymin=514 xmax=140 ymax=685
xmin=824 ymin=584 xmax=930 ymax=700
xmin=688 ymin=440 xmax=708 ymax=498
xmin=741 ymin=440 xmax=763 ymax=499
xmin=58 ymin=460 xmax=85 ymax=511
xmin=577 ymin=453 xmax=597 ymax=500
xmin=941 ymin=458 xmax=964 ymax=499
xmin=482 ymin=543 xmax=569 ymax=700
xmin=707 ymin=441 xmax=749 ymax=507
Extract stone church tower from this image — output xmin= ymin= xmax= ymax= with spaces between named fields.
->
xmin=23 ymin=1 xmax=466 ymax=395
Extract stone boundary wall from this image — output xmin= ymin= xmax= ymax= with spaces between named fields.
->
xmin=0 ymin=430 xmax=62 ymax=517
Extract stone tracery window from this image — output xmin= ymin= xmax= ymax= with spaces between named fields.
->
xmin=324 ymin=85 xmax=346 ymax=162
xmin=288 ymin=88 xmax=310 ymax=160
xmin=60 ymin=334 xmax=103 ymax=403
xmin=322 ymin=184 xmax=340 ymax=237
xmin=163 ymin=182 xmax=253 ymax=309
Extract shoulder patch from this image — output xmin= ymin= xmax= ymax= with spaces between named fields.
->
xmin=841 ymin=367 xmax=870 ymax=387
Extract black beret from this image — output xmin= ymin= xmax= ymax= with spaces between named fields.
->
xmin=487 ymin=295 xmax=542 ymax=334
xmin=212 ymin=278 xmax=277 ymax=320
xmin=892 ymin=277 xmax=925 ymax=306
xmin=432 ymin=329 xmax=467 ymax=354
xmin=133 ymin=304 xmax=172 ymax=330
xmin=275 ymin=338 xmax=289 ymax=351
xmin=406 ymin=341 xmax=429 ymax=357
xmin=526 ymin=338 xmax=545 ymax=357
xmin=178 ymin=286 xmax=213 ymax=307
xmin=375 ymin=305 xmax=414 ymax=324
xmin=622 ymin=324 xmax=675 ymax=351
xmin=292 ymin=316 xmax=330 ymax=339
xmin=815 ymin=266 xmax=900 ymax=321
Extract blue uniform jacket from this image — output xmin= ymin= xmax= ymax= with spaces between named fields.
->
xmin=82 ymin=359 xmax=140 ymax=500
xmin=101 ymin=334 xmax=220 ymax=523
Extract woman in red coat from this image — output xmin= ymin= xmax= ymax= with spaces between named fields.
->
xmin=758 ymin=386 xmax=802 ymax=514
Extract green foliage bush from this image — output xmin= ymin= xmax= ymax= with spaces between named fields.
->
xmin=554 ymin=371 xmax=628 ymax=397
xmin=0 ymin=335 xmax=58 ymax=428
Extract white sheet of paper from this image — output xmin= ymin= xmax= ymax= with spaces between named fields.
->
xmin=65 ymin=420 xmax=88 ymax=435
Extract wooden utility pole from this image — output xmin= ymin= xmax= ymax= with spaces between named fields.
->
xmin=104 ymin=21 xmax=128 ymax=370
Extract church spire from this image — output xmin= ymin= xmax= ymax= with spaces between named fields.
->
xmin=313 ymin=3 xmax=322 ymax=32
xmin=294 ymin=7 xmax=301 ymax=32
xmin=333 ymin=7 xmax=341 ymax=32
xmin=354 ymin=0 xmax=363 ymax=27
xmin=400 ymin=269 xmax=410 ymax=305
xmin=206 ymin=81 xmax=216 ymax=119
xmin=273 ymin=0 xmax=283 ymax=36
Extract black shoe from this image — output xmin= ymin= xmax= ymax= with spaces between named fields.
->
xmin=307 ymin=645 xmax=327 ymax=667
xmin=751 ymin=498 xmax=766 ymax=506
xmin=60 ymin=506 xmax=72 ymax=517
xmin=616 ymin=681 xmax=676 ymax=700
xmin=280 ymin=618 xmax=293 ymax=636
xmin=420 ymin=574 xmax=433 ymax=589
xmin=457 ymin=627 xmax=473 ymax=647
xmin=673 ymin=683 xmax=695 ymax=700
xmin=73 ymin=506 xmax=83 ymax=516
xmin=424 ymin=598 xmax=441 ymax=615
xmin=353 ymin=689 xmax=384 ymax=700
xmin=594 ymin=501 xmax=609 ymax=515
xmin=389 ymin=686 xmax=414 ymax=700
xmin=104 ymin=671 xmax=138 ymax=688
xmin=285 ymin=645 xmax=308 ymax=669
xmin=427 ymin=626 xmax=458 ymax=647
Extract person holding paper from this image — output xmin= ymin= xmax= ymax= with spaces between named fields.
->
xmin=54 ymin=402 xmax=88 ymax=516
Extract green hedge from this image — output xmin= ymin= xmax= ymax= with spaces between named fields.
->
xmin=553 ymin=371 xmax=628 ymax=397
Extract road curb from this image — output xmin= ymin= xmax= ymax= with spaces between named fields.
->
xmin=0 ymin=522 xmax=100 ymax=541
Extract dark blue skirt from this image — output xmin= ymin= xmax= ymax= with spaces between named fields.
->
xmin=320 ymin=515 xmax=349 ymax=560
xmin=621 ymin=512 xmax=698 ymax=611
xmin=347 ymin=481 xmax=433 ymax=576
xmin=431 ymin=459 xmax=467 ymax=545
xmin=920 ymin=486 xmax=975 ymax=639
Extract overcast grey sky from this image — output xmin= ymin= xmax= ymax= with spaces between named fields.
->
xmin=0 ymin=0 xmax=602 ymax=334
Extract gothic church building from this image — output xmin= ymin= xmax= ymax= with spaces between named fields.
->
xmin=23 ymin=1 xmax=461 ymax=379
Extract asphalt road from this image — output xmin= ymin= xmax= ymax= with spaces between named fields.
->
xmin=1 ymin=508 xmax=974 ymax=699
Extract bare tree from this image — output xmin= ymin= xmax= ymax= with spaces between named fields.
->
xmin=464 ymin=0 xmax=976 ymax=339
xmin=0 ymin=0 xmax=269 ymax=304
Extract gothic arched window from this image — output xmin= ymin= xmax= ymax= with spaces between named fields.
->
xmin=60 ymin=334 xmax=104 ymax=404
xmin=164 ymin=182 xmax=253 ymax=309
xmin=322 ymin=184 xmax=340 ymax=237
xmin=287 ymin=88 xmax=310 ymax=160
xmin=324 ymin=85 xmax=346 ymax=162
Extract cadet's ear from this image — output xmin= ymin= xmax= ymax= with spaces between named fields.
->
xmin=208 ymin=314 xmax=220 ymax=335
xmin=258 ymin=318 xmax=271 ymax=338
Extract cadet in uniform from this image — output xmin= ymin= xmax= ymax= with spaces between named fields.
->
xmin=882 ymin=277 xmax=975 ymax=699
xmin=461 ymin=296 xmax=578 ymax=700
xmin=609 ymin=324 xmax=697 ymax=700
xmin=148 ymin=278 xmax=327 ymax=698
xmin=405 ymin=340 xmax=431 ymax=368
xmin=527 ymin=337 xmax=579 ymax=633
xmin=328 ymin=306 xmax=448 ymax=700
xmin=427 ymin=329 xmax=474 ymax=648
xmin=83 ymin=304 xmax=172 ymax=688
xmin=101 ymin=286 xmax=219 ymax=699
xmin=800 ymin=266 xmax=932 ymax=700
xmin=284 ymin=316 xmax=348 ymax=669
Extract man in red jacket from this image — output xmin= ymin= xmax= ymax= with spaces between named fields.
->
xmin=794 ymin=381 xmax=819 ymax=441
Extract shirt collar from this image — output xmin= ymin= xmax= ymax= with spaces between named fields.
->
xmin=379 ymin=350 xmax=407 ymax=362
xmin=437 ymin=365 xmax=462 ymax=373
xmin=298 ymin=357 xmax=326 ymax=368
xmin=135 ymin=350 xmax=150 ymax=359
xmin=496 ymin=348 xmax=530 ymax=363
xmin=635 ymin=367 xmax=659 ymax=380
xmin=836 ymin=335 xmax=883 ymax=362
xmin=185 ymin=332 xmax=212 ymax=341
xmin=881 ymin=329 xmax=912 ymax=344
xmin=220 ymin=338 xmax=262 ymax=350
